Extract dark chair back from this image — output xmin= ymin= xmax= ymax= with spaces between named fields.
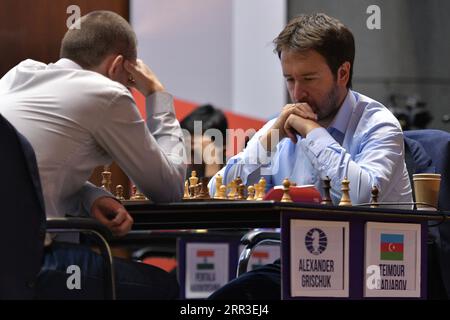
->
xmin=0 ymin=114 xmax=46 ymax=299
xmin=404 ymin=129 xmax=450 ymax=299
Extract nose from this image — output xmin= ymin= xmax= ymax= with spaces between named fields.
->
xmin=292 ymin=81 xmax=308 ymax=103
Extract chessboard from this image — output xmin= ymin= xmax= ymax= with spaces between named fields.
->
xmin=98 ymin=166 xmax=381 ymax=206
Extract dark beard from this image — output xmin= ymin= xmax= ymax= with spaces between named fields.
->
xmin=317 ymin=85 xmax=340 ymax=125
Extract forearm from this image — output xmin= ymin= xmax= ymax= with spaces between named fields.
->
xmin=79 ymin=182 xmax=115 ymax=216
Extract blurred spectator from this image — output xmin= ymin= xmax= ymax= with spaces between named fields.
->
xmin=180 ymin=104 xmax=228 ymax=179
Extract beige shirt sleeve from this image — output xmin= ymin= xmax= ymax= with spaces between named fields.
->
xmin=93 ymin=91 xmax=186 ymax=203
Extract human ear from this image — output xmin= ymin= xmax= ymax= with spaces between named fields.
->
xmin=338 ymin=62 xmax=350 ymax=86
xmin=107 ymin=55 xmax=124 ymax=80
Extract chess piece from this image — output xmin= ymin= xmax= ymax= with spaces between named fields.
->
xmin=256 ymin=177 xmax=267 ymax=200
xmin=134 ymin=188 xmax=147 ymax=200
xmin=115 ymin=185 xmax=125 ymax=201
xmin=217 ymin=185 xmax=227 ymax=199
xmin=189 ymin=185 xmax=197 ymax=198
xmin=247 ymin=185 xmax=256 ymax=200
xmin=339 ymin=177 xmax=352 ymax=206
xmin=189 ymin=170 xmax=199 ymax=188
xmin=228 ymin=179 xmax=237 ymax=199
xmin=183 ymin=180 xmax=190 ymax=199
xmin=281 ymin=178 xmax=292 ymax=202
xmin=236 ymin=183 xmax=246 ymax=200
xmin=254 ymin=183 xmax=261 ymax=200
xmin=370 ymin=185 xmax=379 ymax=208
xmin=130 ymin=185 xmax=137 ymax=200
xmin=197 ymin=178 xmax=211 ymax=199
xmin=214 ymin=174 xmax=223 ymax=199
xmin=130 ymin=184 xmax=147 ymax=200
xmin=101 ymin=165 xmax=112 ymax=192
xmin=321 ymin=176 xmax=333 ymax=205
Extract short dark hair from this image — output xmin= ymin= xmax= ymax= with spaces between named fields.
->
xmin=180 ymin=104 xmax=228 ymax=143
xmin=60 ymin=11 xmax=137 ymax=69
xmin=274 ymin=13 xmax=355 ymax=88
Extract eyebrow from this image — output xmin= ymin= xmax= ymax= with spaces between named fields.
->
xmin=283 ymin=72 xmax=319 ymax=78
xmin=301 ymin=72 xmax=319 ymax=77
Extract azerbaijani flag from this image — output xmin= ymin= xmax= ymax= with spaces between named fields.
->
xmin=380 ymin=233 xmax=404 ymax=261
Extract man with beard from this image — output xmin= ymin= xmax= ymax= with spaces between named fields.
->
xmin=208 ymin=13 xmax=412 ymax=299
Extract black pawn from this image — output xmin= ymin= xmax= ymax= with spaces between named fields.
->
xmin=370 ymin=186 xmax=379 ymax=208
xmin=321 ymin=176 xmax=333 ymax=205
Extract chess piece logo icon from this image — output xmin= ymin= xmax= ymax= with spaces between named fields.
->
xmin=305 ymin=228 xmax=327 ymax=255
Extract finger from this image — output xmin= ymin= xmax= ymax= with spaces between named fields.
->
xmin=92 ymin=209 xmax=114 ymax=228
xmin=301 ymin=104 xmax=318 ymax=120
xmin=292 ymin=108 xmax=317 ymax=121
xmin=112 ymin=214 xmax=133 ymax=237
xmin=293 ymin=103 xmax=317 ymax=117
xmin=111 ymin=208 xmax=127 ymax=226
xmin=295 ymin=102 xmax=315 ymax=113
xmin=284 ymin=117 xmax=298 ymax=143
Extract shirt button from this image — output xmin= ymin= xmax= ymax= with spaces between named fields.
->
xmin=309 ymin=141 xmax=315 ymax=146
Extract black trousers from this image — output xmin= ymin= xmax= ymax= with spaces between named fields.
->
xmin=36 ymin=242 xmax=179 ymax=299
xmin=209 ymin=260 xmax=281 ymax=300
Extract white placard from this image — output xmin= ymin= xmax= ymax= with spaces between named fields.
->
xmin=290 ymin=220 xmax=349 ymax=297
xmin=185 ymin=243 xmax=229 ymax=299
xmin=364 ymin=222 xmax=421 ymax=298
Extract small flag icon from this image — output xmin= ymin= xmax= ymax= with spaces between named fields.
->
xmin=251 ymin=251 xmax=269 ymax=270
xmin=196 ymin=250 xmax=215 ymax=270
xmin=380 ymin=234 xmax=404 ymax=261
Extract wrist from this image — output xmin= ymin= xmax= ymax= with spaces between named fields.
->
xmin=145 ymin=83 xmax=165 ymax=97
xmin=260 ymin=129 xmax=281 ymax=153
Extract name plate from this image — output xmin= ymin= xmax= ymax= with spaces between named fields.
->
xmin=289 ymin=220 xmax=349 ymax=298
xmin=364 ymin=222 xmax=421 ymax=298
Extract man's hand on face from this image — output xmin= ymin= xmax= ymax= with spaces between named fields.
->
xmin=91 ymin=196 xmax=134 ymax=237
xmin=124 ymin=59 xmax=165 ymax=97
xmin=284 ymin=113 xmax=321 ymax=143
xmin=260 ymin=103 xmax=319 ymax=151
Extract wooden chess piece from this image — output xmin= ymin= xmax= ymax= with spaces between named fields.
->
xmin=189 ymin=170 xmax=199 ymax=188
xmin=183 ymin=180 xmax=190 ymax=199
xmin=254 ymin=183 xmax=261 ymax=200
xmin=217 ymin=185 xmax=227 ymax=199
xmin=370 ymin=185 xmax=379 ymax=208
xmin=133 ymin=187 xmax=148 ymax=200
xmin=130 ymin=185 xmax=137 ymax=200
xmin=281 ymin=178 xmax=293 ymax=202
xmin=214 ymin=174 xmax=223 ymax=199
xmin=101 ymin=165 xmax=112 ymax=192
xmin=115 ymin=185 xmax=125 ymax=201
xmin=236 ymin=183 xmax=246 ymax=200
xmin=339 ymin=177 xmax=352 ymax=206
xmin=321 ymin=176 xmax=333 ymax=205
xmin=247 ymin=185 xmax=256 ymax=200
xmin=256 ymin=177 xmax=266 ymax=200
xmin=228 ymin=179 xmax=237 ymax=199
xmin=197 ymin=178 xmax=211 ymax=199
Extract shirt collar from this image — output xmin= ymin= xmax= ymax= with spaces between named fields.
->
xmin=327 ymin=90 xmax=356 ymax=135
xmin=52 ymin=58 xmax=83 ymax=70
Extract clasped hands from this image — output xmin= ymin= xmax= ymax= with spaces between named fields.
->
xmin=260 ymin=103 xmax=321 ymax=151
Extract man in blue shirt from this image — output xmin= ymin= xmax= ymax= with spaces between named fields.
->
xmin=209 ymin=13 xmax=412 ymax=299
xmin=210 ymin=13 xmax=411 ymax=206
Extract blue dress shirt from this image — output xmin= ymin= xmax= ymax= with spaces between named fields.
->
xmin=209 ymin=90 xmax=412 ymax=205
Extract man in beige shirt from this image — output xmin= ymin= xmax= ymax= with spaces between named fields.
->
xmin=0 ymin=11 xmax=185 ymax=299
